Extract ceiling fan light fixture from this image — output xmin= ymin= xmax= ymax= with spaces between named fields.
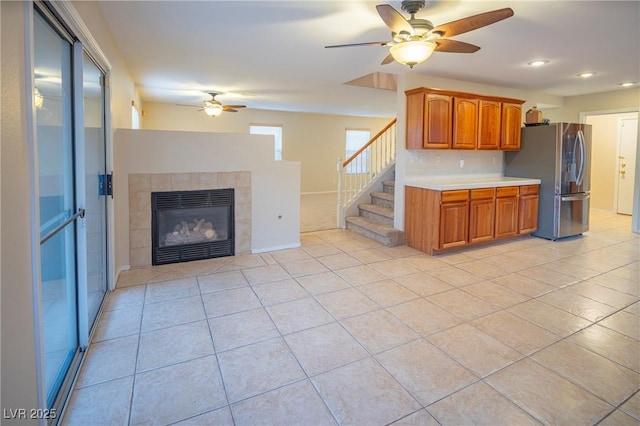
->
xmin=203 ymin=101 xmax=223 ymax=117
xmin=527 ymin=60 xmax=549 ymax=67
xmin=390 ymin=40 xmax=435 ymax=68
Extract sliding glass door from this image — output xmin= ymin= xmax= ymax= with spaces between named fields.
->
xmin=34 ymin=6 xmax=109 ymax=409
xmin=82 ymin=52 xmax=108 ymax=334
xmin=34 ymin=10 xmax=79 ymax=408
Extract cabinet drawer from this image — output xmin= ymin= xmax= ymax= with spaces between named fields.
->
xmin=470 ymin=188 xmax=495 ymax=200
xmin=441 ymin=190 xmax=469 ymax=202
xmin=519 ymin=185 xmax=539 ymax=195
xmin=496 ymin=186 xmax=518 ymax=198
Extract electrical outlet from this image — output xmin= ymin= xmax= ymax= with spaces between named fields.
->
xmin=436 ymin=154 xmax=441 ymax=164
xmin=458 ymin=157 xmax=464 ymax=168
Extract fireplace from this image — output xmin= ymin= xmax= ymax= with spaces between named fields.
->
xmin=151 ymin=188 xmax=234 ymax=265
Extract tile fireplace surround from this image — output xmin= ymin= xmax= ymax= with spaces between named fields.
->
xmin=129 ymin=172 xmax=251 ymax=267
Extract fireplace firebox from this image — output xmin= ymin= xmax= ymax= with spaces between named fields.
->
xmin=151 ymin=188 xmax=234 ymax=265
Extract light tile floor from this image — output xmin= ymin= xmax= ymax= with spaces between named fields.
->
xmin=63 ymin=211 xmax=639 ymax=425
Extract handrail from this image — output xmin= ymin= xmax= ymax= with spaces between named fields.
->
xmin=343 ymin=118 xmax=397 ymax=168
xmin=337 ymin=118 xmax=396 ymax=228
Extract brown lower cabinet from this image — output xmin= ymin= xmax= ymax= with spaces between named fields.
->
xmin=519 ymin=185 xmax=540 ymax=233
xmin=405 ymin=184 xmax=539 ymax=255
xmin=468 ymin=188 xmax=495 ymax=244
xmin=440 ymin=190 xmax=469 ymax=248
xmin=495 ymin=186 xmax=518 ymax=238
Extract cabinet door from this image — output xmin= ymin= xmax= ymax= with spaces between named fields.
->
xmin=440 ymin=201 xmax=469 ymax=248
xmin=425 ymin=93 xmax=452 ymax=149
xmin=469 ymin=188 xmax=495 ymax=243
xmin=501 ymin=103 xmax=522 ymax=150
xmin=452 ymin=97 xmax=478 ymax=149
xmin=495 ymin=196 xmax=518 ymax=238
xmin=478 ymin=100 xmax=501 ymax=150
xmin=519 ymin=194 xmax=539 ymax=234
xmin=406 ymin=91 xmax=425 ymax=149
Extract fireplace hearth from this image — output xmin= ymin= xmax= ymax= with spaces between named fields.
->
xmin=152 ymin=188 xmax=234 ymax=265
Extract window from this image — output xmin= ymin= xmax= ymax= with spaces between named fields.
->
xmin=345 ymin=129 xmax=371 ymax=174
xmin=250 ymin=125 xmax=283 ymax=160
xmin=131 ymin=101 xmax=140 ymax=129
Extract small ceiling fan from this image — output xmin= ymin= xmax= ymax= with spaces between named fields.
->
xmin=325 ymin=0 xmax=514 ymax=68
xmin=201 ymin=92 xmax=246 ymax=117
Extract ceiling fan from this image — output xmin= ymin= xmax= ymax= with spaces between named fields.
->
xmin=200 ymin=92 xmax=246 ymax=117
xmin=325 ymin=0 xmax=514 ymax=68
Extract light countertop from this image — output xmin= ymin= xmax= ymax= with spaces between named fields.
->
xmin=405 ymin=176 xmax=541 ymax=191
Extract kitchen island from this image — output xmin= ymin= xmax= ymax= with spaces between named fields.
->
xmin=404 ymin=176 xmax=541 ymax=255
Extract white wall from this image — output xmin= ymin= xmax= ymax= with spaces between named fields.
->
xmin=544 ymin=89 xmax=640 ymax=123
xmin=142 ymin=102 xmax=392 ymax=193
xmin=114 ymin=129 xmax=301 ymax=271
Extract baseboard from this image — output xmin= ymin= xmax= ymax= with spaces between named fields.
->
xmin=112 ymin=265 xmax=131 ymax=291
xmin=590 ymin=208 xmax=615 ymax=214
xmin=301 ymin=191 xmax=338 ymax=195
xmin=251 ymin=242 xmax=301 ymax=253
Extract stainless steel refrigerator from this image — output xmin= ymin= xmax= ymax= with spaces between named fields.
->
xmin=505 ymin=122 xmax=591 ymax=240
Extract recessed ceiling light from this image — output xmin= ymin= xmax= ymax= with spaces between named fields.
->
xmin=619 ymin=82 xmax=637 ymax=87
xmin=578 ymin=72 xmax=596 ymax=78
xmin=528 ymin=60 xmax=549 ymax=67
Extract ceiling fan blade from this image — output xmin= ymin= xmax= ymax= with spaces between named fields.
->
xmin=432 ymin=8 xmax=514 ymax=38
xmin=381 ymin=53 xmax=395 ymax=65
xmin=224 ymin=109 xmax=238 ymax=113
xmin=325 ymin=41 xmax=388 ymax=48
xmin=376 ymin=4 xmax=414 ymax=35
xmin=223 ymin=105 xmax=246 ymax=109
xmin=176 ymin=104 xmax=200 ymax=108
xmin=433 ymin=39 xmax=480 ymax=53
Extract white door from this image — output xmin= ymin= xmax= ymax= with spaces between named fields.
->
xmin=617 ymin=118 xmax=638 ymax=215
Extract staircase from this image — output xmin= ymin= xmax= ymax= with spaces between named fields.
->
xmin=345 ymin=180 xmax=404 ymax=247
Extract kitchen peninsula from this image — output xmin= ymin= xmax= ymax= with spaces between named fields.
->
xmin=404 ymin=176 xmax=541 ymax=255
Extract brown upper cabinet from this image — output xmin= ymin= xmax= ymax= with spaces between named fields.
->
xmin=501 ymin=102 xmax=523 ymax=150
xmin=405 ymin=87 xmax=525 ymax=151
xmin=478 ymin=100 xmax=501 ymax=149
xmin=452 ymin=97 xmax=478 ymax=149
xmin=407 ymin=91 xmax=452 ymax=149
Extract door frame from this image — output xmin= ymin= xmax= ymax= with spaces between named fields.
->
xmin=615 ymin=116 xmax=638 ymax=215
xmin=580 ymin=108 xmax=640 ymax=233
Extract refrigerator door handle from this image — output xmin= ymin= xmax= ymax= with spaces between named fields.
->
xmin=576 ymin=130 xmax=586 ymax=186
xmin=561 ymin=194 xmax=590 ymax=202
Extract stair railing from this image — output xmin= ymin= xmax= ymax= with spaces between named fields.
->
xmin=337 ymin=118 xmax=396 ymax=227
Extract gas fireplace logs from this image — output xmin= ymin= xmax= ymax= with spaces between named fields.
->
xmin=163 ymin=218 xmax=225 ymax=246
